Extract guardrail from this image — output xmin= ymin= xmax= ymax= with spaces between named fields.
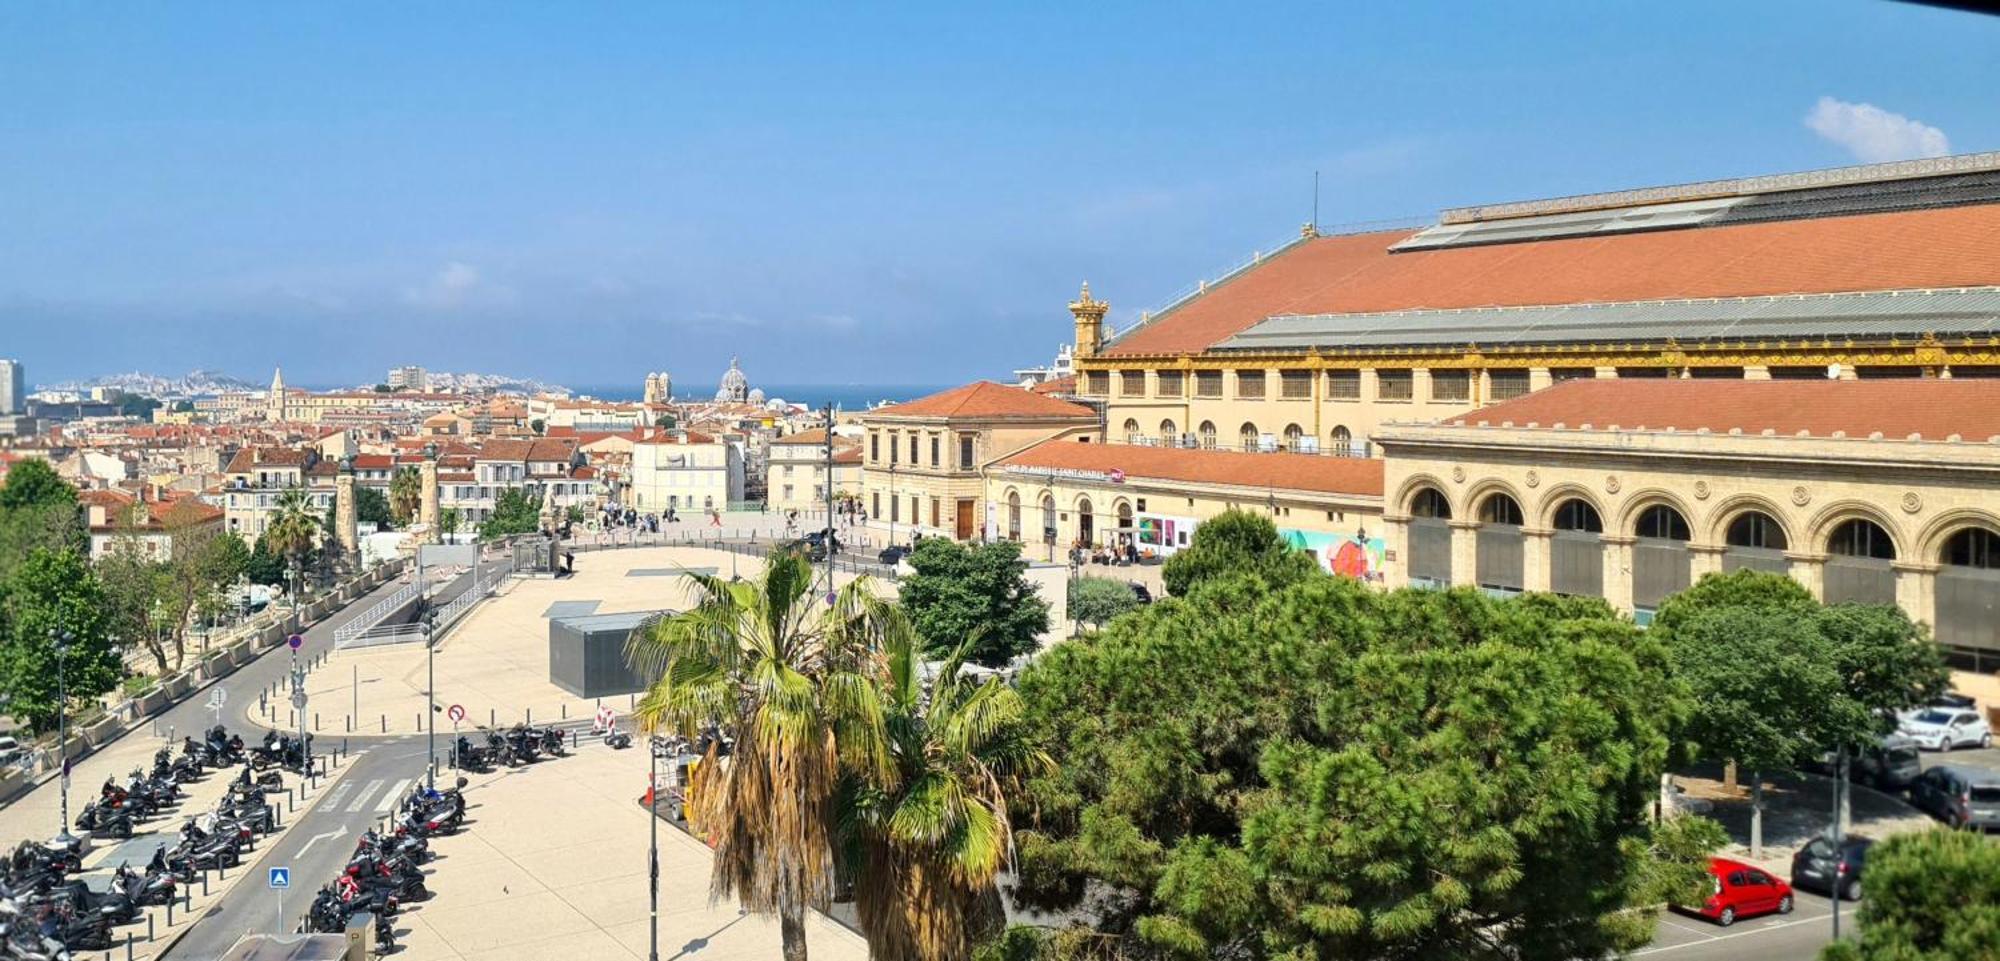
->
xmin=332 ymin=577 xmax=422 ymax=646
xmin=336 ymin=622 xmax=431 ymax=650
xmin=432 ymin=555 xmax=516 ymax=634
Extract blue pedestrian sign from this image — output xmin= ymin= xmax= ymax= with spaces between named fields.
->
xmin=268 ymin=867 xmax=291 ymax=889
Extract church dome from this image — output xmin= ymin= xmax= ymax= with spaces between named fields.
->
xmin=746 ymin=387 xmax=766 ymax=404
xmin=715 ymin=357 xmax=750 ymax=402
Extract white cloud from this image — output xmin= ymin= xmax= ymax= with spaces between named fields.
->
xmin=1804 ymin=97 xmax=1950 ymax=164
xmin=404 ymin=262 xmax=508 ymax=309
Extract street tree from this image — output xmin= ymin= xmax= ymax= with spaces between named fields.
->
xmin=246 ymin=536 xmax=287 ymax=586
xmin=624 ymin=548 xmax=898 ymax=961
xmin=438 ymin=507 xmax=463 ymax=537
xmin=1662 ymin=604 xmax=1844 ymax=855
xmin=388 ymin=467 xmax=422 ymax=527
xmin=1820 ymin=828 xmax=2000 ymax=961
xmin=95 ymin=519 xmax=171 ymax=672
xmin=1814 ymin=603 xmax=1950 ymax=744
xmin=0 ymin=548 xmax=124 ymax=732
xmin=842 ymin=625 xmax=1050 ymax=961
xmin=478 ymin=488 xmax=542 ymax=539
xmin=355 ymin=485 xmax=393 ymax=530
xmin=1007 ymin=574 xmax=1704 ymax=960
xmin=1160 ymin=508 xmax=1315 ymax=597
xmin=899 ymin=538 xmax=1048 ymax=666
xmin=1065 ymin=576 xmax=1138 ymax=633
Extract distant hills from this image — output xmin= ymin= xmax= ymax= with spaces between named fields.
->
xmin=38 ymin=368 xmax=575 ymax=398
xmin=39 ymin=369 xmax=258 ymax=397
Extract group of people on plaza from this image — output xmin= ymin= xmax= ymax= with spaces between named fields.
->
xmin=1072 ymin=534 xmax=1143 ymax=568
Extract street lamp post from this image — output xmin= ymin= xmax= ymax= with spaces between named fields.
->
xmin=53 ymin=627 xmax=75 ymax=844
xmin=647 ymin=735 xmax=670 ymax=961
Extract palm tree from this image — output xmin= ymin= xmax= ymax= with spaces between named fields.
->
xmin=840 ymin=629 xmax=1050 ymax=961
xmin=388 ymin=466 xmax=422 ymax=528
xmin=625 ymin=548 xmax=894 ymax=961
xmin=263 ymin=486 xmax=322 ymax=601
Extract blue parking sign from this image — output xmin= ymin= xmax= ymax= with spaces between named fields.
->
xmin=269 ymin=867 xmax=290 ymax=889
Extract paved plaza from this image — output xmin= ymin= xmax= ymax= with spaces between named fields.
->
xmin=394 ymin=738 xmax=866 ymax=961
xmin=260 ymin=546 xmax=896 ymax=738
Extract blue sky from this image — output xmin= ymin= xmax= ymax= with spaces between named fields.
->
xmin=4 ymin=1 xmax=1997 ymax=389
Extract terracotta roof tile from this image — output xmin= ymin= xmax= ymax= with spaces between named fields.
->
xmin=1107 ymin=203 xmax=2000 ymax=357
xmin=994 ymin=440 xmax=1383 ymax=497
xmin=1444 ymin=377 xmax=2000 ymax=440
xmin=872 ymin=381 xmax=1098 ymax=420
xmin=1030 ymin=375 xmax=1076 ymax=396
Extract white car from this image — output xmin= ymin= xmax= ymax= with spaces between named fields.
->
xmin=1898 ymin=708 xmax=1992 ymax=752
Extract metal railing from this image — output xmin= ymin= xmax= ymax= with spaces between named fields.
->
xmin=332 ymin=577 xmax=422 ymax=646
xmin=337 ymin=622 xmax=430 ymax=650
xmin=432 ymin=554 xmax=517 ymax=634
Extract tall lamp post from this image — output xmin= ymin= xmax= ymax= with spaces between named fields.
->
xmin=52 ymin=627 xmax=75 ymax=845
xmin=646 ymin=735 xmax=672 ymax=961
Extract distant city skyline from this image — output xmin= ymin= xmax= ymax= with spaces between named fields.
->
xmin=5 ymin=1 xmax=1998 ymax=384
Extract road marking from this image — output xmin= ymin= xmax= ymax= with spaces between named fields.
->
xmin=322 ymin=782 xmax=354 ymax=810
xmin=345 ymin=779 xmax=384 ymax=813
xmin=1632 ymin=914 xmax=1825 ymax=956
xmin=377 ymin=779 xmax=412 ymax=813
xmin=296 ymin=829 xmax=343 ymax=858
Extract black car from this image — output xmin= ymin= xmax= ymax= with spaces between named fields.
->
xmin=1127 ymin=581 xmax=1153 ymax=604
xmin=1790 ymin=835 xmax=1872 ymax=901
xmin=878 ymin=545 xmax=909 ymax=566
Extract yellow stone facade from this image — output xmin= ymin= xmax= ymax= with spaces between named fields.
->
xmin=1078 ymin=339 xmax=2000 ymax=456
xmin=1373 ymin=422 xmax=2000 ymax=669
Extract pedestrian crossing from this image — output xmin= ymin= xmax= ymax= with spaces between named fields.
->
xmin=339 ymin=777 xmax=413 ymax=814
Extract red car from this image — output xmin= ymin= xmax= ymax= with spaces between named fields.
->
xmin=1694 ymin=857 xmax=1795 ymax=926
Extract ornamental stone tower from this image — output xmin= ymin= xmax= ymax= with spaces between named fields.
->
xmin=334 ymin=454 xmax=359 ymax=560
xmin=1069 ymin=282 xmax=1108 ymax=360
xmin=419 ymin=443 xmax=441 ymax=543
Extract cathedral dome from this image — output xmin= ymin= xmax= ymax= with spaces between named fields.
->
xmin=714 ymin=357 xmax=750 ymax=402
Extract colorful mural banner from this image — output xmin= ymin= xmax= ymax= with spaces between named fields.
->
xmin=1280 ymin=528 xmax=1386 ymax=581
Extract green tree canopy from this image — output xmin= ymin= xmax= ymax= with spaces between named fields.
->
xmin=1821 ymin=828 xmax=2000 ymax=961
xmin=246 ymin=536 xmax=287 ymax=586
xmin=438 ymin=507 xmax=462 ymax=536
xmin=898 ymin=538 xmax=1048 ymax=666
xmin=0 ymin=548 xmax=124 ymax=731
xmin=1160 ymin=508 xmax=1315 ymax=597
xmin=1654 ymin=570 xmax=1947 ymax=758
xmin=478 ymin=488 xmax=543 ymax=539
xmin=0 ymin=458 xmax=75 ymax=511
xmin=354 ymin=485 xmax=393 ymax=529
xmin=1665 ymin=604 xmax=1846 ymax=774
xmin=1065 ymin=576 xmax=1138 ymax=632
xmin=1008 ymin=574 xmax=1702 ymax=960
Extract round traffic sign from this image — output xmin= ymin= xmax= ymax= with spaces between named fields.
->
xmin=447 ymin=704 xmax=465 ymax=723
xmin=287 ymin=634 xmax=303 ymax=650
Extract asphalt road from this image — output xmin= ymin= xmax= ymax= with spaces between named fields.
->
xmin=158 ymin=564 xmax=483 ymax=960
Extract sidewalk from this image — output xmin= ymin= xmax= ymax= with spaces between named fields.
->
xmin=396 ymin=740 xmax=865 ymax=961
xmin=1673 ymin=765 xmax=1936 ymax=872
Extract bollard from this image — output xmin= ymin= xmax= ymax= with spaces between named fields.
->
xmin=416 ymin=712 xmax=421 ymax=730
xmin=573 ymin=729 xmax=579 ymax=749
xmin=381 ymin=714 xmax=386 ymax=733
xmin=561 ymin=703 xmax=567 ymax=720
xmin=314 ymin=712 xmax=319 ymax=732
xmin=166 ymin=898 xmax=173 ymax=925
xmin=148 ymin=915 xmax=155 ymax=941
xmin=202 ymin=873 xmax=209 ymax=896
xmin=347 ymin=715 xmax=352 ymax=732
xmin=526 ymin=708 xmax=532 ymax=725
xmin=127 ymin=931 xmax=134 ymax=961
xmin=490 ymin=708 xmax=496 ymax=727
